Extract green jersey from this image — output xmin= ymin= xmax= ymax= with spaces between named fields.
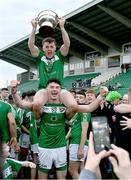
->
xmin=21 ymin=110 xmax=38 ymax=145
xmin=39 ymin=103 xmax=67 ymax=148
xmin=10 ymin=106 xmax=21 ymax=128
xmin=0 ymin=100 xmax=12 ymax=142
xmin=35 ymin=50 xmax=66 ymax=89
xmin=3 ymin=158 xmax=22 ymax=179
xmin=70 ymin=112 xmax=91 ymax=145
xmin=10 ymin=106 xmax=21 ymax=139
xmin=22 ymin=109 xmax=31 ymax=131
xmin=29 ymin=111 xmax=38 ymax=145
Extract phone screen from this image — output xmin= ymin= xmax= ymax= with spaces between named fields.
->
xmin=128 ymin=88 xmax=131 ymax=103
xmin=91 ymin=116 xmax=111 ymax=153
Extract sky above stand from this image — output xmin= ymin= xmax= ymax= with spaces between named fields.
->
xmin=0 ymin=0 xmax=93 ymax=88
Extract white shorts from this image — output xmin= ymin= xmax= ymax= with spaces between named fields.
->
xmin=9 ymin=147 xmax=18 ymax=160
xmin=19 ymin=133 xmax=30 ymax=148
xmin=69 ymin=144 xmax=88 ymax=162
xmin=31 ymin=143 xmax=39 ymax=154
xmin=38 ymin=146 xmax=67 ymax=171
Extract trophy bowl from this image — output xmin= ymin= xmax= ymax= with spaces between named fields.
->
xmin=37 ymin=10 xmax=59 ymax=38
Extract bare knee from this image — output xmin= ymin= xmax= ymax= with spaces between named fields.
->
xmin=69 ymin=163 xmax=74 ymax=176
xmin=56 ymin=170 xmax=66 ymax=179
xmin=68 ymin=166 xmax=72 ymax=176
xmin=69 ymin=162 xmax=79 ymax=179
xmin=38 ymin=171 xmax=48 ymax=179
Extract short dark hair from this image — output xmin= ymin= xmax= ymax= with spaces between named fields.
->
xmin=26 ymin=90 xmax=36 ymax=97
xmin=8 ymin=94 xmax=13 ymax=100
xmin=21 ymin=92 xmax=27 ymax=99
xmin=42 ymin=37 xmax=56 ymax=46
xmin=70 ymin=90 xmax=76 ymax=95
xmin=1 ymin=88 xmax=8 ymax=91
xmin=76 ymin=90 xmax=86 ymax=97
xmin=47 ymin=78 xmax=61 ymax=86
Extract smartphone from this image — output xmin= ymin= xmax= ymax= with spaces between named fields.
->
xmin=91 ymin=116 xmax=111 ymax=153
xmin=128 ymin=88 xmax=131 ymax=104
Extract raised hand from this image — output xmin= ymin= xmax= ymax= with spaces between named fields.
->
xmin=58 ymin=17 xmax=65 ymax=29
xmin=31 ymin=18 xmax=38 ymax=29
xmin=10 ymin=80 xmax=20 ymax=94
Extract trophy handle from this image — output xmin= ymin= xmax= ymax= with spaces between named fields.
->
xmin=38 ymin=14 xmax=59 ymax=26
xmin=37 ymin=10 xmax=59 ymax=28
xmin=37 ymin=10 xmax=59 ymax=18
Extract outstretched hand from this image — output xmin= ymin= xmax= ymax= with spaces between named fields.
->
xmin=97 ymin=86 xmax=109 ymax=102
xmin=23 ymin=161 xmax=36 ymax=168
xmin=28 ymin=162 xmax=36 ymax=169
xmin=100 ymin=86 xmax=109 ymax=97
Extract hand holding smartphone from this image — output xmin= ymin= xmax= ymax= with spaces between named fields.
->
xmin=91 ymin=116 xmax=111 ymax=153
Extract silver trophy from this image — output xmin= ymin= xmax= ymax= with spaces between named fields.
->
xmin=37 ymin=10 xmax=59 ymax=37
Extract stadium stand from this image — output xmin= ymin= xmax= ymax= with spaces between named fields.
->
xmin=18 ymin=80 xmax=38 ymax=94
xmin=17 ymin=73 xmax=100 ymax=93
xmin=64 ymin=73 xmax=100 ymax=90
xmin=103 ymin=69 xmax=131 ymax=95
xmin=91 ymin=68 xmax=121 ymax=86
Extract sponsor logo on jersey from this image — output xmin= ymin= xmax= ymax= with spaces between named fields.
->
xmin=41 ymin=55 xmax=59 ymax=65
xmin=42 ymin=106 xmax=66 ymax=113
